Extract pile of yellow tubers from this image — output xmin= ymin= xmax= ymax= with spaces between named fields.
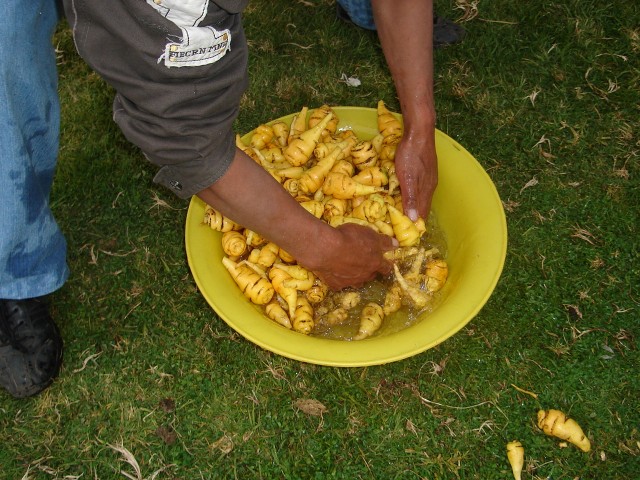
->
xmin=203 ymin=101 xmax=448 ymax=340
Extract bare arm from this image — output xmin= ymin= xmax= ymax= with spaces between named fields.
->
xmin=197 ymin=148 xmax=395 ymax=290
xmin=371 ymin=0 xmax=438 ymax=221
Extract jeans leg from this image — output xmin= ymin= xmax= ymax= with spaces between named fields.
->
xmin=0 ymin=0 xmax=69 ymax=299
xmin=336 ymin=0 xmax=377 ymax=30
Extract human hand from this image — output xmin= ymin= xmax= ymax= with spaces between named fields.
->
xmin=393 ymin=132 xmax=438 ymax=221
xmin=301 ymin=223 xmax=397 ymax=291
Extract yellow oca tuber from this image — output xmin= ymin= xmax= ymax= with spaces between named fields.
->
xmin=377 ymin=100 xmax=403 ymax=145
xmin=221 ymin=257 xmax=274 ymax=305
xmin=284 ymin=112 xmax=334 ymax=167
xmin=204 ymin=206 xmax=242 ymax=233
xmin=506 ymin=440 xmax=524 ymax=480
xmin=322 ymin=172 xmax=384 ymax=199
xmin=537 ymin=409 xmax=591 ymax=452
xmin=387 ymin=204 xmax=425 ymax=247
xmin=221 ymin=231 xmax=248 ymax=258
xmin=353 ymin=302 xmax=384 ymax=340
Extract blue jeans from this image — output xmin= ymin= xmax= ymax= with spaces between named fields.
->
xmin=0 ymin=0 xmax=69 ymax=299
xmin=337 ymin=0 xmax=376 ymax=30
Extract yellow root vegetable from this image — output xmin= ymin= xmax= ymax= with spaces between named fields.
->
xmin=288 ymin=106 xmax=309 ymax=142
xmin=265 ymin=301 xmax=292 ymax=329
xmin=222 ymin=257 xmax=274 ymax=305
xmin=537 ymin=409 xmax=591 ymax=452
xmin=323 ymin=307 xmax=349 ymax=326
xmin=377 ymin=100 xmax=403 ymax=145
xmin=278 ymin=247 xmax=296 ymax=263
xmin=292 ymin=297 xmax=314 ymax=335
xmin=270 ymin=121 xmax=289 ymax=147
xmin=308 ymin=104 xmax=338 ymax=138
xmin=336 ymin=291 xmax=361 ymax=309
xmin=250 ymin=124 xmax=274 ymax=150
xmin=306 ymin=280 xmax=329 ymax=304
xmin=379 ymin=143 xmax=397 ymax=164
xmin=235 ymin=134 xmax=262 ymax=164
xmin=221 ymin=231 xmax=248 ymax=257
xmin=506 ymin=441 xmax=524 ymax=480
xmin=386 ymin=166 xmax=399 ymax=195
xmin=253 ymin=242 xmax=280 ymax=269
xmin=371 ymin=133 xmax=384 ymax=153
xmin=387 ymin=204 xmax=424 ymax=247
xmin=322 ymin=172 xmax=384 ymax=199
xmin=271 ymin=165 xmax=305 ymax=181
xmin=313 ymin=142 xmax=335 ymax=160
xmin=298 ymin=141 xmax=348 ymax=194
xmin=283 ymin=178 xmax=300 ymax=196
xmin=405 ymin=248 xmax=426 ymax=282
xmin=354 ymin=302 xmax=384 ymax=340
xmin=393 ymin=264 xmax=430 ymax=309
xmin=328 ymin=215 xmax=378 ymax=232
xmin=350 ymin=141 xmax=379 ymax=170
xmin=330 ymin=159 xmax=356 ymax=177
xmin=352 ymin=166 xmax=389 ymax=187
xmin=322 ymin=197 xmax=349 ymax=221
xmin=284 ymin=112 xmax=333 ymax=166
xmin=425 ymin=259 xmax=448 ymax=293
xmin=261 ymin=146 xmax=285 ymax=163
xmin=351 ymin=194 xmax=387 ymax=223
xmin=269 ymin=266 xmax=298 ymax=320
xmin=374 ymin=220 xmax=394 ymax=237
xmin=244 ymin=228 xmax=267 ymax=248
xmin=204 ymin=206 xmax=242 ymax=232
xmin=299 ymin=200 xmax=324 ymax=218
xmin=383 ymin=246 xmax=421 ymax=261
xmin=273 ymin=263 xmax=315 ymax=291
xmin=383 ymin=283 xmax=404 ymax=315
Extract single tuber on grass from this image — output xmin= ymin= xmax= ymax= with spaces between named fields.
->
xmin=506 ymin=440 xmax=524 ymax=480
xmin=537 ymin=409 xmax=591 ymax=452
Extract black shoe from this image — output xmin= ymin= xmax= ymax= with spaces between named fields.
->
xmin=433 ymin=15 xmax=465 ymax=48
xmin=0 ymin=297 xmax=63 ymax=398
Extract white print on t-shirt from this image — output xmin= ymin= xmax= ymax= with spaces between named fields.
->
xmin=147 ymin=0 xmax=232 ymax=68
xmin=146 ymin=0 xmax=209 ymax=27
xmin=160 ymin=26 xmax=231 ymax=68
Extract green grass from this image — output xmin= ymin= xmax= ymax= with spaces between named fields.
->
xmin=1 ymin=0 xmax=638 ymax=478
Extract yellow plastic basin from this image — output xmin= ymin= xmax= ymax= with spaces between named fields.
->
xmin=185 ymin=106 xmax=507 ymax=366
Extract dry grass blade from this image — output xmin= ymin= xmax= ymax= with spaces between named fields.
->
xmin=519 ymin=176 xmax=539 ymax=194
xmin=571 ymin=225 xmax=598 ymax=245
xmin=108 ymin=444 xmax=142 ymax=480
xmin=454 ymin=0 xmax=480 ymax=22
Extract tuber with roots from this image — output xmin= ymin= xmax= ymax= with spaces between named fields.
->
xmin=506 ymin=441 xmax=524 ymax=480
xmin=221 ymin=230 xmax=248 ymax=258
xmin=377 ymin=100 xmax=403 ymax=145
xmin=292 ymin=296 xmax=314 ymax=334
xmin=284 ymin=112 xmax=333 ymax=166
xmin=354 ymin=302 xmax=385 ymax=340
xmin=387 ymin=204 xmax=424 ymax=247
xmin=537 ymin=409 xmax=591 ymax=452
xmin=222 ymin=257 xmax=274 ymax=305
xmin=322 ymin=172 xmax=384 ymax=199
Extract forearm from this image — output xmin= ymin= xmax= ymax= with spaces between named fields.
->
xmin=371 ymin=0 xmax=438 ymax=219
xmin=371 ymin=0 xmax=436 ymax=132
xmin=197 ymin=148 xmax=395 ymax=289
xmin=197 ymin=149 xmax=331 ymax=269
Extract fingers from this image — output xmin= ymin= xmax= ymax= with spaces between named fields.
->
xmin=401 ymin=178 xmax=421 ymax=222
